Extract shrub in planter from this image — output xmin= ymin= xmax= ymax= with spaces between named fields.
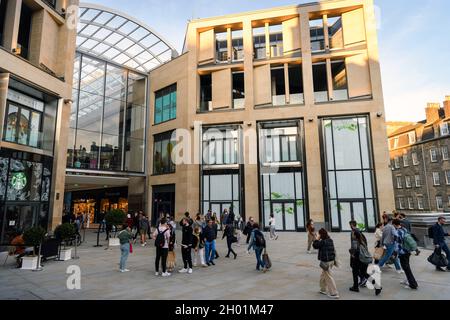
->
xmin=105 ymin=209 xmax=126 ymax=237
xmin=54 ymin=223 xmax=76 ymax=249
xmin=23 ymin=226 xmax=46 ymax=256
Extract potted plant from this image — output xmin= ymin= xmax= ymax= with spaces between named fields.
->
xmin=22 ymin=226 xmax=46 ymax=270
xmin=54 ymin=223 xmax=76 ymax=261
xmin=105 ymin=209 xmax=126 ymax=247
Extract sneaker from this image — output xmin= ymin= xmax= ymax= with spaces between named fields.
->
xmin=327 ymin=294 xmax=340 ymax=299
xmin=141 ymin=244 xmax=145 ymax=247
xmin=210 ymin=261 xmax=215 ymax=266
xmin=319 ymin=291 xmax=328 ymax=295
xmin=349 ymin=287 xmax=359 ymax=293
xmin=397 ymin=270 xmax=405 ymax=274
xmin=206 ymin=262 xmax=211 ymax=266
xmin=202 ymin=264 xmax=208 ymax=267
xmin=119 ymin=269 xmax=130 ymax=273
xmin=307 ymin=251 xmax=312 ymax=254
xmin=188 ymin=268 xmax=193 ymax=274
xmin=400 ymin=280 xmax=409 ymax=286
xmin=262 ymin=268 xmax=268 ymax=273
xmin=179 ymin=268 xmax=188 ymax=273
xmin=375 ymin=288 xmax=382 ymax=296
xmin=155 ymin=272 xmax=159 ymax=276
xmin=359 ymin=279 xmax=368 ymax=288
xmin=436 ymin=267 xmax=446 ymax=272
xmin=162 ymin=272 xmax=171 ymax=277
xmin=387 ymin=264 xmax=394 ymax=269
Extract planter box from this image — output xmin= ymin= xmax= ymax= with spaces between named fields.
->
xmin=109 ymin=238 xmax=120 ymax=247
xmin=21 ymin=256 xmax=38 ymax=270
xmin=59 ymin=248 xmax=72 ymax=261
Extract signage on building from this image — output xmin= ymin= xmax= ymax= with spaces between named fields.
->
xmin=7 ymin=89 xmax=44 ymax=112
xmin=11 ymin=172 xmax=27 ymax=190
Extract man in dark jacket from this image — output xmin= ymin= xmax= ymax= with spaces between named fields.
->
xmin=203 ymin=219 xmax=216 ymax=266
xmin=179 ymin=218 xmax=193 ymax=274
xmin=432 ymin=216 xmax=450 ymax=271
xmin=180 ymin=211 xmax=193 ymax=227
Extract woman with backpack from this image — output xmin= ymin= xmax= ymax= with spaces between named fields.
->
xmin=152 ymin=218 xmax=172 ymax=277
xmin=349 ymin=221 xmax=371 ymax=293
xmin=312 ymin=228 xmax=339 ymax=299
xmin=393 ymin=219 xmax=418 ymax=290
xmin=222 ymin=223 xmax=237 ymax=259
xmin=247 ymin=223 xmax=267 ymax=272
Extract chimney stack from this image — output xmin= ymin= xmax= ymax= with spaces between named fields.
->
xmin=444 ymin=96 xmax=450 ymax=119
xmin=425 ymin=102 xmax=441 ymax=123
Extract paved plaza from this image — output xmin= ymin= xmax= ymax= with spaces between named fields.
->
xmin=0 ymin=230 xmax=449 ymax=300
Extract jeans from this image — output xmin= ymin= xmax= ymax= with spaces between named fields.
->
xmin=119 ymin=243 xmax=130 ymax=270
xmin=181 ymin=246 xmax=192 ymax=269
xmin=155 ymin=247 xmax=169 ymax=273
xmin=399 ymin=253 xmax=418 ymax=289
xmin=205 ymin=240 xmax=216 ymax=263
xmin=378 ymin=243 xmax=401 ymax=270
xmin=255 ymin=247 xmax=265 ymax=270
xmin=438 ymin=242 xmax=450 ymax=268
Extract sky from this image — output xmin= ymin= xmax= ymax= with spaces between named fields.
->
xmin=86 ymin=0 xmax=449 ymax=122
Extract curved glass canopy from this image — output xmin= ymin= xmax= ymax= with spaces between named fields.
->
xmin=77 ymin=3 xmax=178 ymax=73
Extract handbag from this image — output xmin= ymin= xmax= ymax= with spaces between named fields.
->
xmin=373 ymin=247 xmax=385 ymax=261
xmin=262 ymin=249 xmax=272 ymax=269
xmin=129 ymin=243 xmax=133 ymax=253
xmin=428 ymin=248 xmax=449 ymax=267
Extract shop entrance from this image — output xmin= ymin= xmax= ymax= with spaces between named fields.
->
xmin=152 ymin=184 xmax=175 ymax=226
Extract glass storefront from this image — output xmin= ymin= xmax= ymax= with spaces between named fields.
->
xmin=66 ymin=187 xmax=128 ymax=224
xmin=0 ymin=149 xmax=53 ymax=243
xmin=68 ymin=53 xmax=147 ymax=173
xmin=258 ymin=120 xmax=307 ymax=231
xmin=322 ymin=115 xmax=378 ymax=232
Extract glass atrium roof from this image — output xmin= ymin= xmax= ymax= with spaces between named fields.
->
xmin=77 ymin=3 xmax=178 ymax=73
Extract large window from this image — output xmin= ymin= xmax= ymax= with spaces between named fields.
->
xmin=154 ymin=84 xmax=176 ymax=124
xmin=313 ymin=62 xmax=328 ymax=102
xmin=259 ymin=122 xmax=301 ymax=164
xmin=68 ymin=53 xmax=147 ymax=173
xmin=322 ymin=116 xmax=377 ymax=231
xmin=201 ymin=173 xmax=241 ymax=219
xmin=271 ymin=66 xmax=286 ymax=106
xmin=328 ymin=16 xmax=343 ymax=50
xmin=202 ymin=127 xmax=239 ymax=166
xmin=199 ymin=74 xmax=212 ymax=112
xmin=0 ymin=0 xmax=7 ymax=47
xmin=17 ymin=3 xmax=32 ymax=59
xmin=3 ymin=81 xmax=58 ymax=152
xmin=153 ymin=131 xmax=176 ymax=175
xmin=232 ymin=72 xmax=245 ymax=109
xmin=269 ymin=24 xmax=283 ymax=58
xmin=259 ymin=120 xmax=306 ymax=231
xmin=253 ymin=27 xmax=266 ymax=59
xmin=310 ymin=18 xmax=325 ymax=52
xmin=288 ymin=64 xmax=304 ymax=105
xmin=232 ymin=30 xmax=244 ymax=61
xmin=331 ymin=60 xmax=348 ymax=101
xmin=215 ymin=31 xmax=228 ymax=63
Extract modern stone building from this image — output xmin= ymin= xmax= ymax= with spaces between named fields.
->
xmin=63 ymin=3 xmax=177 ymax=226
xmin=147 ymin=0 xmax=394 ymax=232
xmin=388 ymin=96 xmax=450 ymax=213
xmin=0 ymin=0 xmax=78 ymax=242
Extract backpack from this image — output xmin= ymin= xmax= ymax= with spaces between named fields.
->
xmin=155 ymin=228 xmax=169 ymax=248
xmin=358 ymin=244 xmax=373 ymax=264
xmin=428 ymin=226 xmax=434 ymax=239
xmin=254 ymin=230 xmax=266 ymax=248
xmin=403 ymin=231 xmax=418 ymax=252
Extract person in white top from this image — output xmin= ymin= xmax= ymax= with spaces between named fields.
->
xmin=152 ymin=218 xmax=172 ymax=277
xmin=269 ymin=213 xmax=278 ymax=240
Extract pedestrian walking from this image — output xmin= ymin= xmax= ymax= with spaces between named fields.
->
xmin=212 ymin=216 xmax=220 ymax=259
xmin=193 ymin=226 xmax=207 ymax=267
xmin=244 ymin=217 xmax=255 ymax=244
xmin=268 ymin=213 xmax=278 ymax=240
xmin=373 ymin=223 xmax=384 ymax=264
xmin=431 ymin=216 xmax=450 ymax=272
xmin=307 ymin=219 xmax=316 ymax=254
xmin=138 ymin=213 xmax=149 ymax=247
xmin=312 ymin=228 xmax=339 ymax=299
xmin=349 ymin=221 xmax=370 ymax=293
xmin=222 ymin=223 xmax=237 ymax=259
xmin=378 ymin=218 xmax=403 ymax=273
xmin=179 ymin=218 xmax=194 ymax=274
xmin=118 ymin=224 xmax=133 ymax=273
xmin=393 ymin=219 xmax=419 ymax=289
xmin=152 ymin=218 xmax=171 ymax=277
xmin=247 ymin=223 xmax=267 ymax=272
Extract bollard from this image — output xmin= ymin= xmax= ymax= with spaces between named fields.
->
xmin=33 ymin=243 xmax=44 ymax=272
xmin=94 ymin=223 xmax=102 ymax=247
xmin=73 ymin=234 xmax=80 ymax=260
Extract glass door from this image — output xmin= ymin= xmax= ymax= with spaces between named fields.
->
xmin=271 ymin=201 xmax=296 ymax=231
xmin=338 ymin=201 xmax=366 ymax=231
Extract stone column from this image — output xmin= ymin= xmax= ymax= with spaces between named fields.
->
xmin=3 ymin=0 xmax=22 ymax=51
xmin=0 ymin=73 xmax=9 ymax=147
